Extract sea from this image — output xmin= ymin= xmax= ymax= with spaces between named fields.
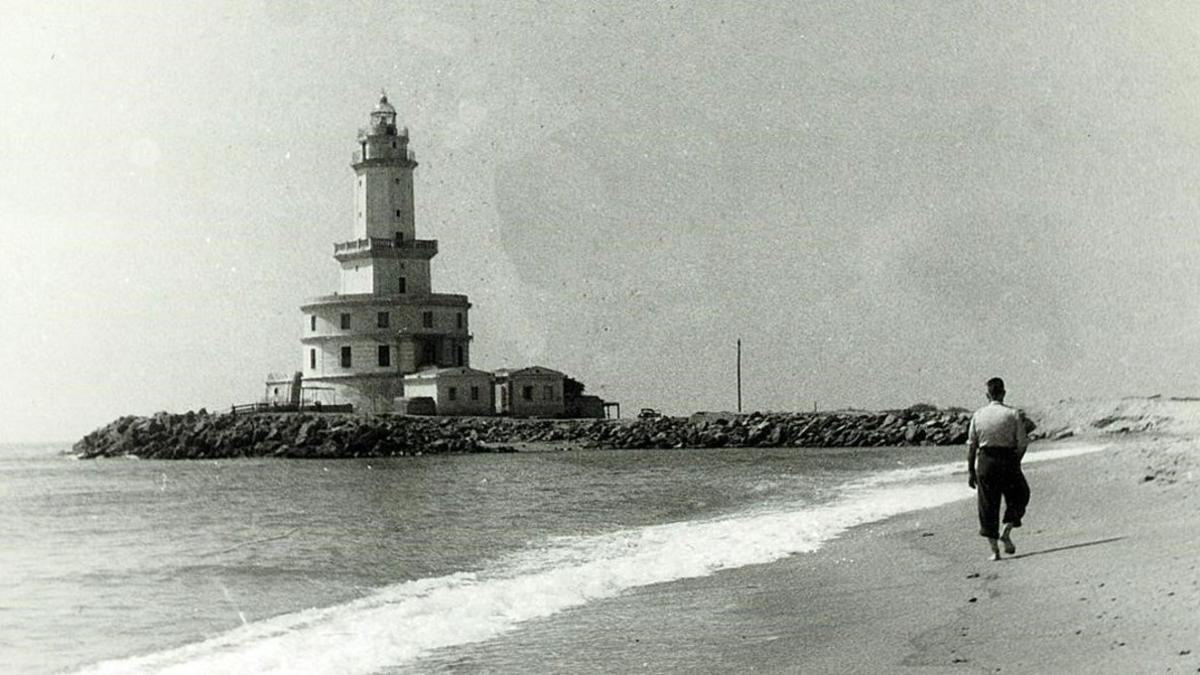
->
xmin=0 ymin=440 xmax=1102 ymax=674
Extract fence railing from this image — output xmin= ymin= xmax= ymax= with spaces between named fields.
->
xmin=333 ymin=238 xmax=438 ymax=255
xmin=230 ymin=402 xmax=354 ymax=415
xmin=352 ymin=148 xmax=416 ymax=164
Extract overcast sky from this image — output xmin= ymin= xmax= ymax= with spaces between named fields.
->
xmin=3 ymin=1 xmax=1199 ymax=442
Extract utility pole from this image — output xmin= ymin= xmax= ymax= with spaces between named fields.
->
xmin=736 ymin=338 xmax=743 ymax=413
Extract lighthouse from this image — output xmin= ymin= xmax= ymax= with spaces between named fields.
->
xmin=279 ymin=93 xmax=472 ymax=412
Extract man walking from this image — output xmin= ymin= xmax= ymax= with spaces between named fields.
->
xmin=967 ymin=377 xmax=1030 ymax=561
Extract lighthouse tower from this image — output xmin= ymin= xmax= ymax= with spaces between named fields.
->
xmin=287 ymin=93 xmax=472 ymax=412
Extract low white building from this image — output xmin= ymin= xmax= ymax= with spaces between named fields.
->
xmin=494 ymin=366 xmax=565 ymax=417
xmin=401 ymin=367 xmax=494 ymax=416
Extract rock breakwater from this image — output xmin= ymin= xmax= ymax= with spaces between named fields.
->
xmin=72 ymin=410 xmax=514 ymax=459
xmin=73 ymin=408 xmax=976 ymax=459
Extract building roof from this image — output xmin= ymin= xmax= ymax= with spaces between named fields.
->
xmin=403 ymin=366 xmax=492 ymax=381
xmin=502 ymin=365 xmax=566 ymax=378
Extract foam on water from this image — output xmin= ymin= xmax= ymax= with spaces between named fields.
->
xmin=78 ymin=443 xmax=1106 ymax=675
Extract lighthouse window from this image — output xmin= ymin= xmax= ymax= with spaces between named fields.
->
xmin=340 ymin=313 xmax=351 ymax=329
xmin=391 ymin=141 xmax=397 ymax=149
xmin=394 ymin=178 xmax=400 ymax=185
xmin=340 ymin=346 xmax=352 ymax=368
xmin=395 ymin=209 xmax=401 ymax=217
xmin=398 ymin=277 xmax=407 ymax=294
xmin=310 ymin=315 xmax=317 ymax=331
xmin=455 ymin=345 xmax=464 ymax=366
xmin=456 ymin=313 xmax=463 ymax=329
xmin=309 ymin=349 xmax=316 ymax=369
xmin=377 ymin=345 xmax=391 ymax=367
xmin=422 ymin=311 xmax=433 ymax=328
xmin=377 ymin=311 xmax=390 ymax=328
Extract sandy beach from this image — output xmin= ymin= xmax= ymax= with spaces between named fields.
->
xmin=431 ymin=434 xmax=1199 ymax=674
xmin=752 ymin=435 xmax=1200 ymax=674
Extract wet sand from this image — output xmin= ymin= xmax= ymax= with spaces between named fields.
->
xmin=648 ymin=437 xmax=1199 ymax=673
xmin=426 ymin=437 xmax=1198 ymax=673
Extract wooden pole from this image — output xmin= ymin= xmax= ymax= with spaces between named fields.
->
xmin=737 ymin=338 xmax=742 ymax=413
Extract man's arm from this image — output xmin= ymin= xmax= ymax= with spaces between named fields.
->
xmin=1015 ymin=409 xmax=1030 ymax=461
xmin=967 ymin=416 xmax=978 ymax=489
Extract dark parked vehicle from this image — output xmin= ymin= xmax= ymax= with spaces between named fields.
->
xmin=637 ymin=408 xmax=662 ymax=420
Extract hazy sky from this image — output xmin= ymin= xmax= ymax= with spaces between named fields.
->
xmin=3 ymin=1 xmax=1199 ymax=442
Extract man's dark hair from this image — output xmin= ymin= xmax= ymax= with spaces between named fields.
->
xmin=986 ymin=377 xmax=1006 ymax=399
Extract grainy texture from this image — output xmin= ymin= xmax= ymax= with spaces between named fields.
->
xmin=465 ymin=436 xmax=1199 ymax=674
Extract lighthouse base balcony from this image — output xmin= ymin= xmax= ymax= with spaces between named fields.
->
xmin=334 ymin=237 xmax=437 ymax=262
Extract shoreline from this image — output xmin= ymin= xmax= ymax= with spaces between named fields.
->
xmin=20 ymin=428 xmax=1198 ymax=672
xmin=421 ymin=435 xmax=1198 ymax=673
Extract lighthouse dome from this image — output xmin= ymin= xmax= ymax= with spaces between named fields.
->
xmin=375 ymin=95 xmax=396 ymax=114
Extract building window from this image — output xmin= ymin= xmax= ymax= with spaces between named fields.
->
xmin=470 ymin=385 xmax=479 ymax=401
xmin=456 ymin=313 xmax=463 ymax=329
xmin=544 ymin=385 xmax=554 ymax=400
xmin=455 ymin=345 xmax=464 ymax=366
xmin=310 ymin=315 xmax=316 ymax=332
xmin=391 ymin=141 xmax=397 ymax=149
xmin=377 ymin=311 xmax=389 ymax=328
xmin=395 ymin=209 xmax=401 ymax=217
xmin=394 ymin=178 xmax=400 ymax=185
xmin=501 ymin=387 xmax=508 ymax=406
xmin=522 ymin=385 xmax=533 ymax=401
xmin=398 ymin=277 xmax=406 ymax=294
xmin=422 ymin=311 xmax=433 ymax=328
xmin=448 ymin=387 xmax=457 ymax=401
xmin=309 ymin=349 xmax=316 ymax=369
xmin=340 ymin=346 xmax=352 ymax=368
xmin=378 ymin=345 xmax=390 ymax=367
xmin=340 ymin=313 xmax=351 ymax=329
xmin=394 ymin=231 xmax=404 ymax=243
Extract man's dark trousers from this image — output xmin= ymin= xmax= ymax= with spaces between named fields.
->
xmin=976 ymin=447 xmax=1029 ymax=539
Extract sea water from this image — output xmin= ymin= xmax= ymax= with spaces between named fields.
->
xmin=0 ymin=441 xmax=1103 ymax=674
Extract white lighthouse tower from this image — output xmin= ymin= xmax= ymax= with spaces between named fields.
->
xmin=276 ymin=93 xmax=472 ymax=412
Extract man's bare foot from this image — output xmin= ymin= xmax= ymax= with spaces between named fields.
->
xmin=987 ymin=537 xmax=1001 ymax=561
xmin=1000 ymin=525 xmax=1016 ymax=554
